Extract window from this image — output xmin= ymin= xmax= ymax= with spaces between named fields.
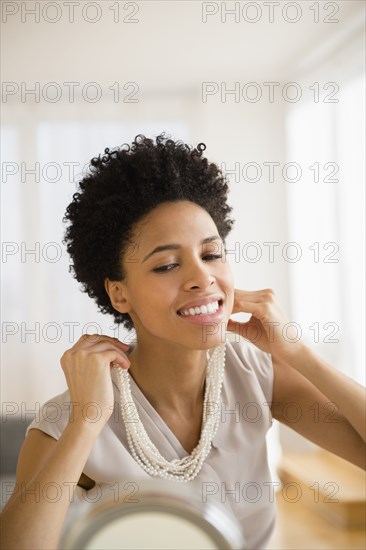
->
xmin=286 ymin=72 xmax=365 ymax=384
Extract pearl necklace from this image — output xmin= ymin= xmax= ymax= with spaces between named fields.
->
xmin=113 ymin=343 xmax=226 ymax=482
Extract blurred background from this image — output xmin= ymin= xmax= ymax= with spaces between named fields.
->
xmin=1 ymin=1 xmax=365 ymax=547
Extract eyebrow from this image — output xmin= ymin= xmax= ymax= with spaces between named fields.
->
xmin=142 ymin=235 xmax=222 ymax=263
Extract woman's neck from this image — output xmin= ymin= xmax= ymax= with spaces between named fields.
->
xmin=127 ymin=339 xmax=208 ymax=416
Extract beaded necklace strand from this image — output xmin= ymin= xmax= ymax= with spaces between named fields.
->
xmin=113 ymin=343 xmax=226 ymax=482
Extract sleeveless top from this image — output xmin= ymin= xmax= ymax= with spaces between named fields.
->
xmin=26 ymin=339 xmax=276 ymax=549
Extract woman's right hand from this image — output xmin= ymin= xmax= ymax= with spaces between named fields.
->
xmin=60 ymin=334 xmax=130 ymax=433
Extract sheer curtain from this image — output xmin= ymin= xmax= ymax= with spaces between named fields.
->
xmin=285 ymin=37 xmax=365 ymax=384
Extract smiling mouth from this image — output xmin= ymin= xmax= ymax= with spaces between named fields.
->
xmin=177 ymin=299 xmax=223 ymax=317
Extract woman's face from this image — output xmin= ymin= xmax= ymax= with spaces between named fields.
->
xmin=117 ymin=201 xmax=234 ymax=350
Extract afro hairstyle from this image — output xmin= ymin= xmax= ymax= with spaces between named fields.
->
xmin=63 ymin=133 xmax=234 ymax=330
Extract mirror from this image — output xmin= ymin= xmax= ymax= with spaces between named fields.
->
xmin=62 ymin=479 xmax=246 ymax=550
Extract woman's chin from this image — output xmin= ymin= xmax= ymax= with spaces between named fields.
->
xmin=189 ymin=323 xmax=228 ymax=350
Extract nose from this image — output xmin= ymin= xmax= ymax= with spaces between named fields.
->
xmin=182 ymin=260 xmax=216 ymax=291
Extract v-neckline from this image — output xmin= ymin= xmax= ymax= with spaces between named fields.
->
xmin=114 ymin=342 xmax=191 ymax=456
xmin=127 ymin=373 xmax=192 ymax=457
xmin=114 ymin=343 xmax=223 ymax=457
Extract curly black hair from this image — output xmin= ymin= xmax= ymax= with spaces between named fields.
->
xmin=64 ymin=133 xmax=234 ymax=330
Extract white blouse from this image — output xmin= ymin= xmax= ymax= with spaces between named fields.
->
xmin=26 ymin=338 xmax=276 ymax=549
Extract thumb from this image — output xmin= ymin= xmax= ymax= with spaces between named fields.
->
xmin=227 ymin=318 xmax=250 ymax=337
xmin=227 ymin=318 xmax=263 ymax=343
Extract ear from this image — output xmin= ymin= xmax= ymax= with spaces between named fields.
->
xmin=104 ymin=278 xmax=131 ymax=314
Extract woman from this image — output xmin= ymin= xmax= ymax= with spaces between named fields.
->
xmin=1 ymin=134 xmax=365 ymax=549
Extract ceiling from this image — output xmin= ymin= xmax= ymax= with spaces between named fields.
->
xmin=2 ymin=1 xmax=365 ymax=91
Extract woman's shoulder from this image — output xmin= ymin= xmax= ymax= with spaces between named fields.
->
xmin=224 ymin=337 xmax=274 ymax=404
xmin=226 ymin=337 xmax=272 ymax=374
xmin=25 ymin=388 xmax=72 ymax=440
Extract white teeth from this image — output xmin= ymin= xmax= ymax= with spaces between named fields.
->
xmin=179 ymin=300 xmax=220 ymax=317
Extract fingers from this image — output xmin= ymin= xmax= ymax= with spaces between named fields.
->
xmin=231 ymin=288 xmax=276 ymax=314
xmin=73 ymin=334 xmax=130 ymax=354
xmin=99 ymin=349 xmax=131 ymax=370
xmin=227 ymin=318 xmax=254 ymax=331
xmin=227 ymin=318 xmax=241 ymax=333
xmin=227 ymin=318 xmax=256 ymax=341
xmin=230 ymin=300 xmax=263 ymax=317
xmin=79 ymin=334 xmax=129 ymax=347
xmin=86 ymin=342 xmax=131 ymax=369
xmin=62 ymin=335 xmax=131 ymax=372
xmin=233 ymin=288 xmax=275 ymax=301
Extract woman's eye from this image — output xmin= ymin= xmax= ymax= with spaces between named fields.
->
xmin=153 ymin=263 xmax=178 ymax=273
xmin=203 ymin=254 xmax=223 ymax=261
xmin=152 ymin=255 xmax=223 ymax=273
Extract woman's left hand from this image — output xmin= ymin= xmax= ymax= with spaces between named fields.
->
xmin=227 ymin=288 xmax=305 ymax=364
